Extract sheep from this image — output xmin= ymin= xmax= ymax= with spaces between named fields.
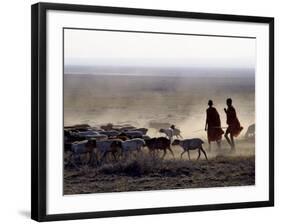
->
xmin=173 ymin=128 xmax=183 ymax=138
xmin=96 ymin=139 xmax=123 ymax=162
xmin=121 ymin=138 xmax=146 ymax=153
xmin=99 ymin=130 xmax=120 ymax=137
xmin=245 ymin=123 xmax=255 ymax=139
xmin=159 ymin=128 xmax=182 ymax=140
xmin=71 ymin=140 xmax=95 ymax=154
xmin=64 ymin=130 xmax=86 ymax=142
xmin=112 ymin=133 xmax=129 ymax=141
xmin=122 ymin=131 xmax=143 ymax=139
xmin=65 ymin=124 xmax=91 ymax=131
xmin=172 ymin=138 xmax=208 ymax=160
xmin=119 ymin=126 xmax=136 ymax=131
xmin=145 ymin=137 xmax=174 ymax=159
xmin=129 ymin=128 xmax=148 ymax=135
xmin=74 ymin=130 xmax=108 ymax=141
xmin=110 ymin=138 xmax=145 ymax=158
xmin=68 ymin=139 xmax=96 ymax=166
xmin=100 ymin=123 xmax=114 ymax=131
xmin=88 ymin=134 xmax=108 ymax=141
xmin=77 ymin=130 xmax=99 ymax=137
xmin=64 ymin=142 xmax=72 ymax=152
xmin=64 ymin=130 xmax=72 ymax=142
xmin=141 ymin=135 xmax=151 ymax=140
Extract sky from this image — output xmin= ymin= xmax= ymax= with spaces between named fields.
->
xmin=64 ymin=28 xmax=256 ymax=73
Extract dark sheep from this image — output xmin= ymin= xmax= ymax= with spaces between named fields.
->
xmin=145 ymin=137 xmax=174 ymax=159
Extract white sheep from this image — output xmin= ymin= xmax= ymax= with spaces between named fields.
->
xmin=99 ymin=130 xmax=120 ymax=137
xmin=172 ymin=138 xmax=208 ymax=160
xmin=96 ymin=139 xmax=123 ymax=161
xmin=69 ymin=140 xmax=96 ymax=166
xmin=77 ymin=130 xmax=99 ymax=137
xmin=76 ymin=130 xmax=108 ymax=140
xmin=173 ymin=128 xmax=183 ymax=138
xmin=159 ymin=128 xmax=182 ymax=140
xmin=88 ymin=134 xmax=108 ymax=141
xmin=116 ymin=138 xmax=146 ymax=158
xmin=121 ymin=138 xmax=146 ymax=152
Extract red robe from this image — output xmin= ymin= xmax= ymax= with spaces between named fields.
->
xmin=225 ymin=106 xmax=243 ymax=137
xmin=206 ymin=107 xmax=224 ymax=142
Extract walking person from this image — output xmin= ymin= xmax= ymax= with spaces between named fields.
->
xmin=224 ymin=98 xmax=243 ymax=150
xmin=205 ymin=100 xmax=224 ymax=151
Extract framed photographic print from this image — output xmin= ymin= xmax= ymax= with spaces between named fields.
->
xmin=31 ymin=2 xmax=274 ymax=222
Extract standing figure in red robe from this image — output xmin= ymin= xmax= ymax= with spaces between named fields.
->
xmin=205 ymin=100 xmax=224 ymax=151
xmin=224 ymin=98 xmax=243 ymax=150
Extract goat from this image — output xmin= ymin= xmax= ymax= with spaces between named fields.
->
xmin=159 ymin=128 xmax=183 ymax=140
xmin=172 ymin=138 xmax=208 ymax=160
xmin=145 ymin=137 xmax=174 ymax=159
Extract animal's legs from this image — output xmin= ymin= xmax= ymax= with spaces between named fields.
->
xmin=89 ymin=151 xmax=98 ymax=167
xmin=187 ymin=150 xmax=191 ymax=160
xmin=200 ymin=146 xmax=208 ymax=160
xmin=197 ymin=149 xmax=201 ymax=160
xmin=168 ymin=146 xmax=175 ymax=158
xmin=101 ymin=151 xmax=109 ymax=163
xmin=68 ymin=153 xmax=80 ymax=170
xmin=180 ymin=151 xmax=185 ymax=159
xmin=112 ymin=151 xmax=117 ymax=161
xmin=162 ymin=149 xmax=167 ymax=159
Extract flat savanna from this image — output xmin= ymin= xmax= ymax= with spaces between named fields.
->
xmin=64 ymin=140 xmax=255 ymax=195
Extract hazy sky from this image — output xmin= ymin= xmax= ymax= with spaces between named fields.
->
xmin=64 ymin=28 xmax=256 ymax=70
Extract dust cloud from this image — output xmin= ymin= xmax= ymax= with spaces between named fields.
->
xmin=64 ymin=70 xmax=255 ymax=142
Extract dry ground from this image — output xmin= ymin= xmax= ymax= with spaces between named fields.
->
xmin=64 ymin=144 xmax=255 ymax=195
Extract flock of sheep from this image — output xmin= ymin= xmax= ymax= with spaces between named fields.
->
xmin=64 ymin=123 xmax=208 ymax=168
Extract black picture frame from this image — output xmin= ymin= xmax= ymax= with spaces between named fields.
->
xmin=31 ymin=2 xmax=274 ymax=222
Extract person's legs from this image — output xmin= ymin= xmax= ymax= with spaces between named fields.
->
xmin=208 ymin=139 xmax=211 ymax=152
xmin=224 ymin=128 xmax=232 ymax=148
xmin=230 ymin=133 xmax=235 ymax=150
xmin=216 ymin=140 xmax=221 ymax=151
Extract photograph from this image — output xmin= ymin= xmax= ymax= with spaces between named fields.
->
xmin=63 ymin=28 xmax=256 ymax=195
